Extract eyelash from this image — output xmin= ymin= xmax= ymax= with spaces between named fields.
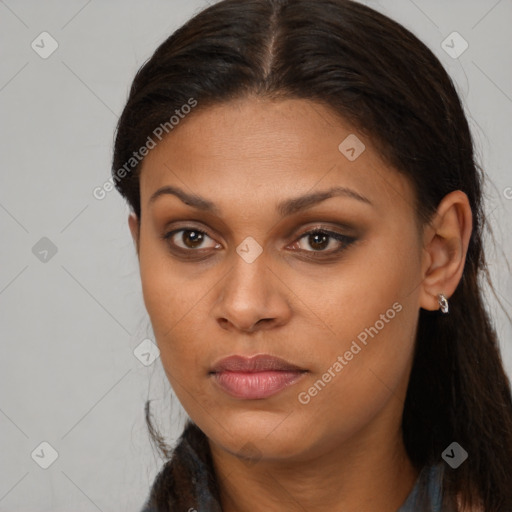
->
xmin=161 ymin=226 xmax=356 ymax=260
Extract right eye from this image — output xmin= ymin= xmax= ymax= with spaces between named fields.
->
xmin=162 ymin=228 xmax=222 ymax=252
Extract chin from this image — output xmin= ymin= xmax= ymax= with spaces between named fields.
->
xmin=205 ymin=411 xmax=318 ymax=461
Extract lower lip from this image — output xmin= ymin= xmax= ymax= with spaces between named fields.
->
xmin=212 ymin=370 xmax=307 ymax=399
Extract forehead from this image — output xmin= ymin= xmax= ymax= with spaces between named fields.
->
xmin=138 ymin=96 xmax=415 ymax=219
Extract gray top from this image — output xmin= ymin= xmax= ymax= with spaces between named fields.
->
xmin=397 ymin=463 xmax=446 ymax=511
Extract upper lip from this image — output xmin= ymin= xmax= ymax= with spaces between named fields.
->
xmin=210 ymin=354 xmax=307 ymax=373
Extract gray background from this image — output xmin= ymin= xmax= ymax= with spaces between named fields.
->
xmin=1 ymin=0 xmax=511 ymax=510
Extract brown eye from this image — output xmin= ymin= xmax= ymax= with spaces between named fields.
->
xmin=306 ymin=232 xmax=330 ymax=251
xmin=291 ymin=229 xmax=354 ymax=254
xmin=163 ymin=228 xmax=221 ymax=251
xmin=181 ymin=230 xmax=205 ymax=249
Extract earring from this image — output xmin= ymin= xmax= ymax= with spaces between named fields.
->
xmin=438 ymin=293 xmax=449 ymax=314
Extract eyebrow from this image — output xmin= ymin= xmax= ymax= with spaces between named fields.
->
xmin=148 ymin=185 xmax=372 ymax=217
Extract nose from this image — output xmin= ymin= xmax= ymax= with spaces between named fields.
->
xmin=212 ymin=251 xmax=292 ymax=333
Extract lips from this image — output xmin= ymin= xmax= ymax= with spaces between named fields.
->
xmin=210 ymin=354 xmax=306 ymax=373
xmin=210 ymin=354 xmax=308 ymax=399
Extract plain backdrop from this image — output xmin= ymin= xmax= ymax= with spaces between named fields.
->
xmin=1 ymin=0 xmax=511 ymax=510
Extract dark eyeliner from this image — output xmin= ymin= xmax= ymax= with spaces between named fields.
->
xmin=160 ymin=226 xmax=356 ymax=258
xmin=294 ymin=228 xmax=356 ymax=258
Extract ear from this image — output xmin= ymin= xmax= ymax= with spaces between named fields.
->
xmin=128 ymin=211 xmax=140 ymax=256
xmin=419 ymin=190 xmax=473 ymax=311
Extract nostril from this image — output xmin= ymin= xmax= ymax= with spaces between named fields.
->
xmin=255 ymin=318 xmax=273 ymax=326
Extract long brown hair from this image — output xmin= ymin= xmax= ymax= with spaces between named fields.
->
xmin=112 ymin=0 xmax=512 ymax=510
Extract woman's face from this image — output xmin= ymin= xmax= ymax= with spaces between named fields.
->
xmin=130 ymin=96 xmax=426 ymax=463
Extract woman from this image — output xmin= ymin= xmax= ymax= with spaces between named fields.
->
xmin=111 ymin=0 xmax=512 ymax=510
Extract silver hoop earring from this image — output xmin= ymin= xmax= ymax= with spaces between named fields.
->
xmin=438 ymin=293 xmax=449 ymax=314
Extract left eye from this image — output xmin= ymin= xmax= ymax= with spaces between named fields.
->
xmin=290 ymin=229 xmax=353 ymax=253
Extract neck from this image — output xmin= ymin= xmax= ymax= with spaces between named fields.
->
xmin=208 ymin=421 xmax=419 ymax=512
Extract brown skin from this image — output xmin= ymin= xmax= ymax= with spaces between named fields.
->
xmin=128 ymin=96 xmax=472 ymax=512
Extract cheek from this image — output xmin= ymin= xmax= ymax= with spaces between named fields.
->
xmin=137 ymin=237 xmax=216 ymax=382
xmin=306 ymin=221 xmax=421 ymax=350
xmin=137 ymin=238 xmax=192 ymax=364
xmin=298 ymin=226 xmax=421 ymax=415
xmin=324 ymin=299 xmax=417 ymax=396
xmin=138 ymin=225 xmax=188 ymax=330
xmin=290 ymin=297 xmax=418 ymax=454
